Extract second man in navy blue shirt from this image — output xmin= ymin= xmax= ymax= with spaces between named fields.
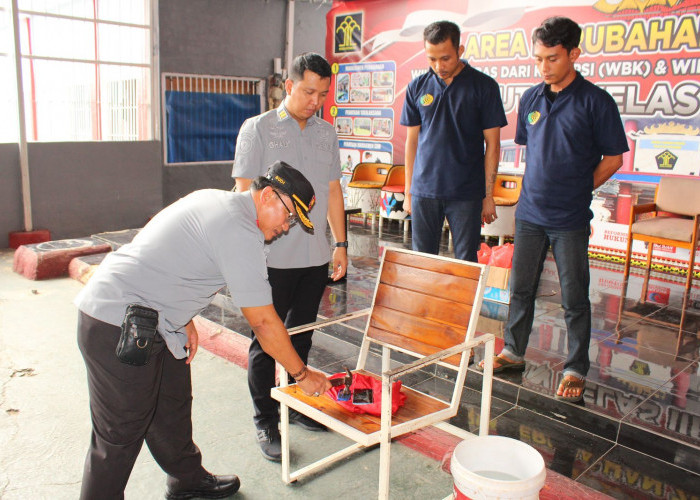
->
xmin=478 ymin=17 xmax=629 ymax=403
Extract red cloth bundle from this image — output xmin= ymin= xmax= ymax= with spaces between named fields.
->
xmin=327 ymin=372 xmax=406 ymax=416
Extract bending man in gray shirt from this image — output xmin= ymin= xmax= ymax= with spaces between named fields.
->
xmin=75 ymin=162 xmax=330 ymax=500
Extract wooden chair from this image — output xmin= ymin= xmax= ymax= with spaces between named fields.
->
xmin=271 ymin=248 xmax=495 ymax=499
xmin=618 ymin=176 xmax=700 ymax=345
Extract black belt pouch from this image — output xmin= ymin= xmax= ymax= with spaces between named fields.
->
xmin=116 ymin=304 xmax=158 ymax=366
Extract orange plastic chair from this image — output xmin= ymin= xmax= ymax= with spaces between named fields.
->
xmin=347 ymin=163 xmax=390 ymax=217
xmin=348 ymin=162 xmax=389 ymax=189
xmin=379 ymin=165 xmax=409 ymax=233
xmin=482 ymin=174 xmax=523 ymax=245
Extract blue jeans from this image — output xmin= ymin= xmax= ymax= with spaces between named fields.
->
xmin=411 ymin=196 xmax=482 ymax=262
xmin=501 ymin=219 xmax=591 ymax=379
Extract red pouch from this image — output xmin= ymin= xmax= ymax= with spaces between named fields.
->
xmin=327 ymin=372 xmax=406 ymax=417
xmin=477 ymin=242 xmax=492 ymax=264
xmin=488 ymin=243 xmax=514 ymax=269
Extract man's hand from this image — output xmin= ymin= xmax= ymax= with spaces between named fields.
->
xmin=481 ymin=196 xmax=497 ymax=225
xmin=404 ymin=192 xmax=412 ymax=214
xmin=184 ymin=320 xmax=199 ymax=364
xmin=330 ymin=247 xmax=348 ymax=281
xmin=297 ymin=367 xmax=333 ymax=396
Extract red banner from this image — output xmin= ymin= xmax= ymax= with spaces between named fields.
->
xmin=325 ymin=0 xmax=700 ymax=264
xmin=325 ymin=0 xmax=700 ymax=178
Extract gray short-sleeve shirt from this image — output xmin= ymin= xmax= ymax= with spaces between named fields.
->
xmin=232 ymin=104 xmax=341 ymax=269
xmin=75 ymin=189 xmax=272 ymax=359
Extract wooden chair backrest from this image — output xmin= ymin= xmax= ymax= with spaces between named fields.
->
xmin=367 ymin=249 xmax=484 ymax=367
xmin=383 ymin=165 xmax=405 ymax=187
xmin=350 ymin=163 xmax=390 ymax=183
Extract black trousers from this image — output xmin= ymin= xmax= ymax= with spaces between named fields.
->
xmin=248 ymin=263 xmax=329 ymax=429
xmin=77 ymin=312 xmax=206 ymax=500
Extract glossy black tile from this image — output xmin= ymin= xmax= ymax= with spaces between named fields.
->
xmin=619 ymin=361 xmax=700 ymax=455
xmin=405 ymin=376 xmax=515 ymax=432
xmin=487 ymin=406 xmax=615 ymax=480
xmin=618 ymin=421 xmax=700 ymax=475
xmin=447 ymin=387 xmax=516 ymax=433
xmin=616 ymin=271 xmax=700 ymax=314
xmin=601 ymin=317 xmax=700 ymax=365
xmin=306 ymin=331 xmax=361 ymax=373
xmin=517 ymin=385 xmax=620 ymax=442
xmin=317 ymin=327 xmax=364 ymax=352
xmin=463 ymin=367 xmax=521 ymax=404
xmin=576 ymin=444 xmax=700 ymax=498
xmin=547 ymin=336 xmax=678 ymax=423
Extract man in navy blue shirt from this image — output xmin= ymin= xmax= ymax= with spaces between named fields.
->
xmin=400 ymin=21 xmax=507 ymax=262
xmin=478 ymin=17 xmax=629 ymax=402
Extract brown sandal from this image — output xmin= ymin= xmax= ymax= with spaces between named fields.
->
xmin=476 ymin=354 xmax=525 ymax=373
xmin=556 ymin=376 xmax=585 ymax=402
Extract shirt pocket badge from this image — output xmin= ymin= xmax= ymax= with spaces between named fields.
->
xmin=527 ymin=111 xmax=541 ymax=125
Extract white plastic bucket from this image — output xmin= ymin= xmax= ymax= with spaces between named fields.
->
xmin=451 ymin=436 xmax=546 ymax=500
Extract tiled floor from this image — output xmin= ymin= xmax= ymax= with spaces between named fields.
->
xmin=198 ymin=217 xmax=700 ymax=499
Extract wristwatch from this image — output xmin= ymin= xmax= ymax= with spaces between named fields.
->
xmin=334 ymin=241 xmax=349 ymax=248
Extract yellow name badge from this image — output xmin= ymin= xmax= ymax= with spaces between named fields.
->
xmin=527 ymin=111 xmax=541 ymax=125
xmin=420 ymin=94 xmax=434 ymax=106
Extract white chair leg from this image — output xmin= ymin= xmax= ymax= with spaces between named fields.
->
xmin=378 ymin=438 xmax=391 ymax=500
xmin=479 ymin=337 xmax=495 ymax=436
xmin=280 ymin=401 xmax=292 ymax=483
xmin=379 ymin=364 xmax=392 ymax=500
xmin=378 ymin=347 xmax=393 ymax=499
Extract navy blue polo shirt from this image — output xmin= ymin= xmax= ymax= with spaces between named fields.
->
xmin=400 ymin=61 xmax=507 ymax=201
xmin=515 ymin=73 xmax=629 ymax=229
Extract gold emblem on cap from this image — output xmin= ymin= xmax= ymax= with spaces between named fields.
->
xmin=292 ymin=194 xmax=309 ymax=211
xmin=295 ymin=205 xmax=314 ymax=229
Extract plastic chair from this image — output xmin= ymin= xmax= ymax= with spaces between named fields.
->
xmin=481 ymin=174 xmax=522 ymax=245
xmin=378 ymin=165 xmax=410 ymax=236
xmin=271 ymin=248 xmax=495 ymax=499
xmin=347 ymin=163 xmax=389 ymax=224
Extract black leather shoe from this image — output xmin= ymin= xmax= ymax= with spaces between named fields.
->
xmin=289 ymin=410 xmax=327 ymax=432
xmin=165 ymin=473 xmax=240 ymax=499
xmin=256 ymin=427 xmax=282 ymax=462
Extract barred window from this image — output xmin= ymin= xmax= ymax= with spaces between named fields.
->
xmin=1 ymin=0 xmax=154 ymax=142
